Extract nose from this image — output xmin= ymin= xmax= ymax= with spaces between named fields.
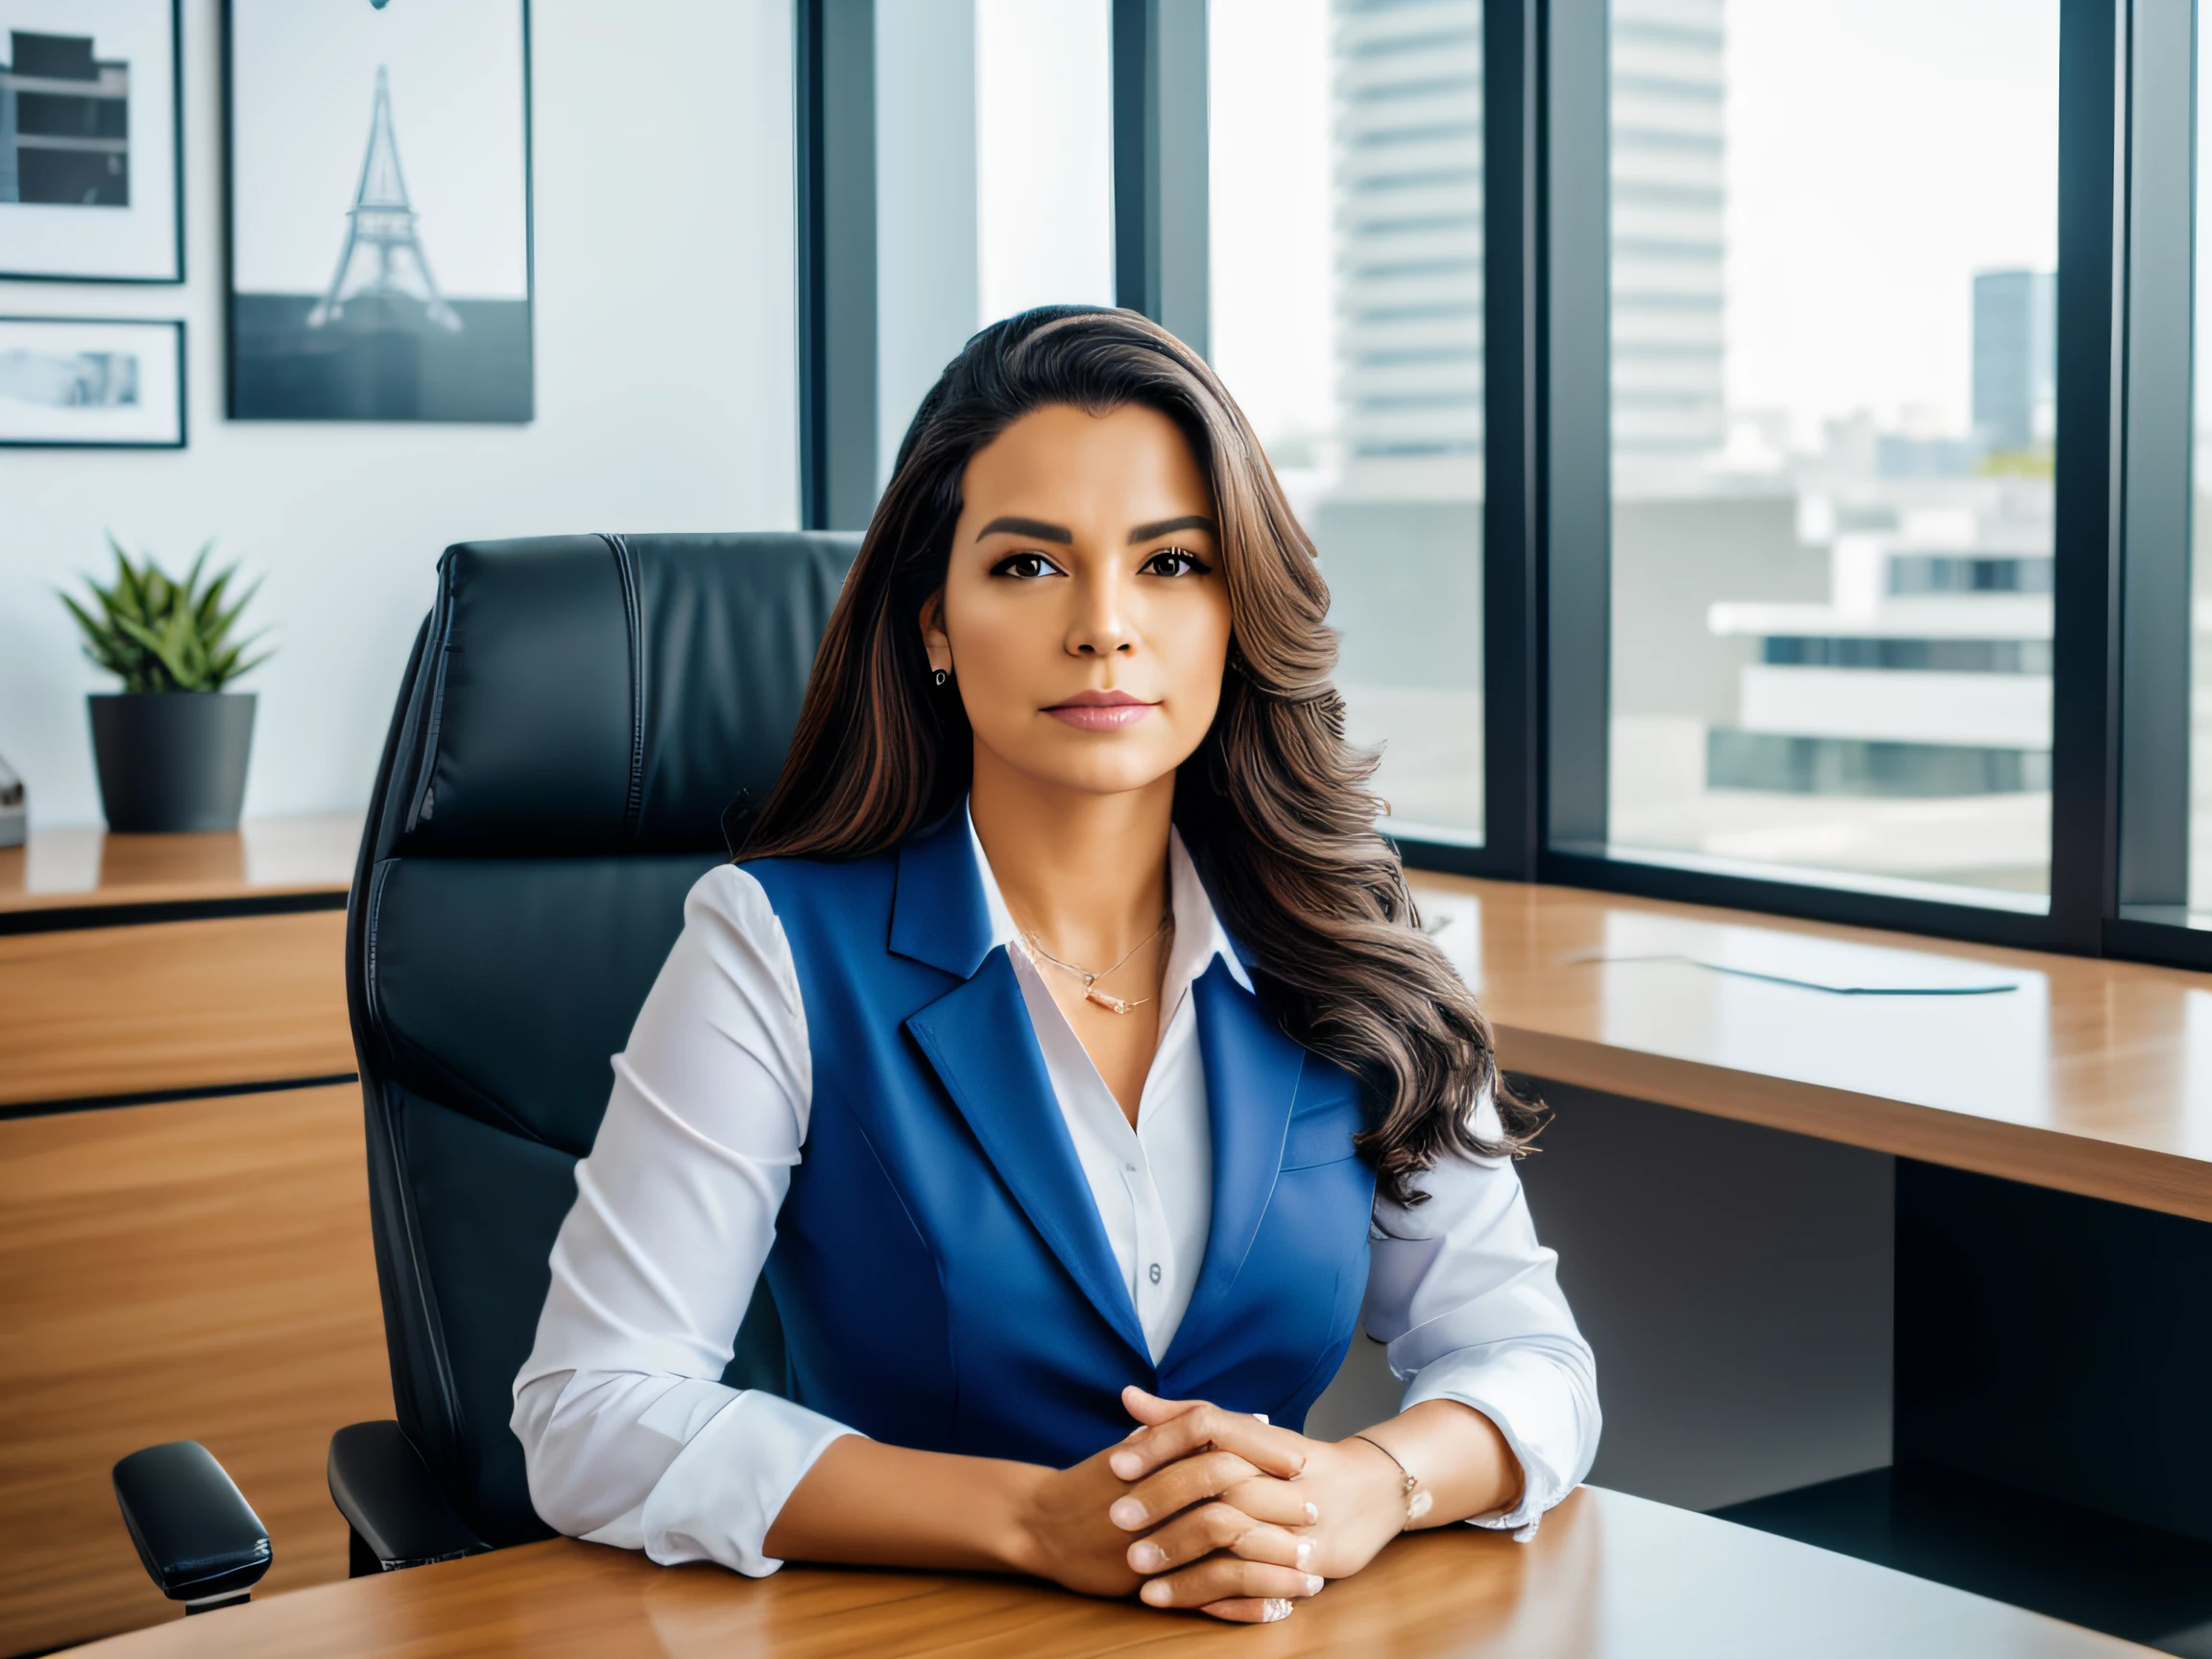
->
xmin=1066 ymin=561 xmax=1137 ymax=658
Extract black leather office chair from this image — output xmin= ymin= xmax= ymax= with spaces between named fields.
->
xmin=111 ymin=532 xmax=860 ymax=1601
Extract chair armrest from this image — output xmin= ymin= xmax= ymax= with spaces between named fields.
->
xmin=327 ymin=1420 xmax=492 ymax=1573
xmin=111 ymin=1441 xmax=272 ymax=1610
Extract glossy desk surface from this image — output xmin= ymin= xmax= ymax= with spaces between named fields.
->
xmin=4 ymin=818 xmax=2203 ymax=1219
xmin=1407 ymin=873 xmax=2212 ymax=1223
xmin=79 ymin=1488 xmax=2148 ymax=1658
xmin=0 ymin=814 xmax=357 ymax=919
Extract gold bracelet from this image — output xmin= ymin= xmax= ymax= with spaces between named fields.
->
xmin=1351 ymin=1432 xmax=1433 ymax=1526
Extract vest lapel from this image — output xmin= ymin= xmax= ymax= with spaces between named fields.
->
xmin=891 ymin=810 xmax=1150 ymax=1364
xmin=905 ymin=955 xmax=1151 ymax=1364
xmin=1162 ymin=960 xmax=1305 ymax=1371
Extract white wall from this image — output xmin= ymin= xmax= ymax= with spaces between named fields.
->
xmin=0 ymin=0 xmax=799 ymax=830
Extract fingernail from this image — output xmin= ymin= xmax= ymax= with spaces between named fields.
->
xmin=1142 ymin=1580 xmax=1173 ymax=1606
xmin=1296 ymin=1541 xmax=1313 ymax=1567
xmin=1128 ymin=1542 xmax=1165 ymax=1571
xmin=1253 ymin=1412 xmax=1270 ymax=1425
xmin=1264 ymin=1598 xmax=1292 ymax=1622
xmin=1304 ymin=1574 xmax=1324 ymax=1596
xmin=1110 ymin=1498 xmax=1147 ymax=1529
xmin=1289 ymin=1455 xmax=1307 ymax=1475
xmin=1303 ymin=1502 xmax=1319 ymax=1524
xmin=1110 ymin=1452 xmax=1142 ymax=1479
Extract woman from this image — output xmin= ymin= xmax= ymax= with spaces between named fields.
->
xmin=514 ymin=306 xmax=1598 ymax=1624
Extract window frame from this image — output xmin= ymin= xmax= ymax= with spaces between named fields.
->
xmin=797 ymin=0 xmax=2212 ymax=972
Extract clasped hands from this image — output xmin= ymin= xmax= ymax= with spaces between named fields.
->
xmin=1014 ymin=1383 xmax=1413 ymax=1624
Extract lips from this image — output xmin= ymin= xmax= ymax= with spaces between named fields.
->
xmin=1045 ymin=689 xmax=1159 ymax=731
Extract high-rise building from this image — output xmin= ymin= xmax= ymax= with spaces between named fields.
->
xmin=1611 ymin=0 xmax=1725 ymax=483
xmin=0 ymin=32 xmax=130 ymax=207
xmin=1972 ymin=270 xmax=2055 ymax=454
xmin=1328 ymin=0 xmax=1483 ymax=502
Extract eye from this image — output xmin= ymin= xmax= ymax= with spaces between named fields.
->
xmin=1141 ymin=546 xmax=1213 ymax=578
xmin=990 ymin=550 xmax=1066 ymax=580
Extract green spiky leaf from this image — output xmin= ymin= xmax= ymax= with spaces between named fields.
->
xmin=60 ymin=539 xmax=274 ymax=693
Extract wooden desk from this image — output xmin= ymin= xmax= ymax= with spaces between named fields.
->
xmin=0 ymin=821 xmax=374 ymax=1651
xmin=77 ymin=1487 xmax=2152 ymax=1657
xmin=1407 ymin=874 xmax=2212 ymax=1224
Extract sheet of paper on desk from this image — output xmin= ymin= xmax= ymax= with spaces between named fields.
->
xmin=1580 ymin=914 xmax=2025 ymax=996
xmin=1586 ymin=913 xmax=2053 ymax=1122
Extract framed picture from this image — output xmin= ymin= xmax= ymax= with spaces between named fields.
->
xmin=223 ymin=0 xmax=532 ymax=422
xmin=0 ymin=316 xmax=184 ymax=446
xmin=0 ymin=0 xmax=183 ymax=282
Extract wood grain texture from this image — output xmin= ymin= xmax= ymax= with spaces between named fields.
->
xmin=72 ymin=1487 xmax=2152 ymax=1658
xmin=0 ymin=909 xmax=352 ymax=1107
xmin=0 ymin=815 xmax=358 ymax=916
xmin=0 ymin=1085 xmax=393 ymax=1657
xmin=1407 ymin=875 xmax=2212 ymax=1222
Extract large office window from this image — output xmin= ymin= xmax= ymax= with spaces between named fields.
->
xmin=871 ymin=0 xmax=1115 ymax=488
xmin=1604 ymin=0 xmax=2060 ymax=905
xmin=1210 ymin=0 xmax=1485 ymax=843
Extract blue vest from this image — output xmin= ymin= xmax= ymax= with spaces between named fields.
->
xmin=744 ymin=809 xmax=1378 ymax=1469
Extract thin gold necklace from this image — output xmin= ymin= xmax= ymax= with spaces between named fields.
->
xmin=1019 ymin=911 xmax=1174 ymax=1015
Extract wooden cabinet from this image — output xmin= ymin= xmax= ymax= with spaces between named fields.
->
xmin=0 ymin=818 xmax=381 ymax=1654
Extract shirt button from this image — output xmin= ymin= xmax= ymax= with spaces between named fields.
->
xmin=1149 ymin=1262 xmax=1163 ymax=1285
xmin=1125 ymin=1163 xmax=1138 ymax=1173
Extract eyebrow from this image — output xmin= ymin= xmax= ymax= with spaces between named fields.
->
xmin=974 ymin=516 xmax=1073 ymax=543
xmin=1127 ymin=515 xmax=1217 ymax=543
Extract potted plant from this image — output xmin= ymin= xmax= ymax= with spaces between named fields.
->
xmin=61 ymin=539 xmax=273 ymax=834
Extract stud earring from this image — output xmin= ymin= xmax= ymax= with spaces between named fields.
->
xmin=931 ymin=668 xmax=950 ymax=688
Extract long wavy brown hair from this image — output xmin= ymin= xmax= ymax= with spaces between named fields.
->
xmin=743 ymin=305 xmax=1542 ymax=1202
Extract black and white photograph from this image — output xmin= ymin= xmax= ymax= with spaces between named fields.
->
xmin=0 ymin=0 xmax=182 ymax=281
xmin=0 ymin=315 xmax=182 ymax=445
xmin=225 ymin=0 xmax=531 ymax=422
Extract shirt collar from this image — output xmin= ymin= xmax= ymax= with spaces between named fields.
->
xmin=964 ymin=799 xmax=1255 ymax=996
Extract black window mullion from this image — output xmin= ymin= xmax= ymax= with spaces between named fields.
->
xmin=1538 ymin=0 xmax=1612 ymax=857
xmin=2114 ymin=0 xmax=2197 ymax=921
xmin=1112 ymin=0 xmax=1210 ymax=356
xmin=795 ymin=0 xmax=879 ymax=533
xmin=2047 ymin=0 xmax=2128 ymax=952
xmin=1478 ymin=0 xmax=1545 ymax=880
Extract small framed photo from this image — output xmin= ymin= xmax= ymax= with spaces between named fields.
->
xmin=224 ymin=0 xmax=533 ymax=423
xmin=0 ymin=0 xmax=184 ymax=282
xmin=0 ymin=316 xmax=184 ymax=446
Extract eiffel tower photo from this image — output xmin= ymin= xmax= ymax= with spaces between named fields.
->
xmin=307 ymin=66 xmax=460 ymax=332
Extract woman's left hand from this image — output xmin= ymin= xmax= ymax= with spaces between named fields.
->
xmin=1105 ymin=1385 xmax=1413 ymax=1606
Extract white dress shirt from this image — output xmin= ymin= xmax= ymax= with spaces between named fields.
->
xmin=514 ymin=813 xmax=1599 ymax=1577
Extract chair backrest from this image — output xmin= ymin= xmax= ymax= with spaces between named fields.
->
xmin=346 ymin=532 xmax=859 ymax=1545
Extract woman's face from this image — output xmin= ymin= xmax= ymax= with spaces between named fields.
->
xmin=925 ymin=401 xmax=1233 ymax=801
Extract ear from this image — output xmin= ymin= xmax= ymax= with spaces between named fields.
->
xmin=917 ymin=588 xmax=952 ymax=676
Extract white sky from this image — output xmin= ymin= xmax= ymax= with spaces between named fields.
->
xmin=1207 ymin=0 xmax=1335 ymax=451
xmin=974 ymin=0 xmax=1117 ymax=324
xmin=228 ymin=0 xmax=528 ymax=299
xmin=1725 ymin=0 xmax=2058 ymax=440
xmin=1204 ymin=0 xmax=2063 ymax=449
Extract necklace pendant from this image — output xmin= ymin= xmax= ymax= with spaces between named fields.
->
xmin=1085 ymin=987 xmax=1135 ymax=1015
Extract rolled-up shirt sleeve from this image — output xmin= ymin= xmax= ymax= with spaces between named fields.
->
xmin=1363 ymin=1098 xmax=1600 ymax=1542
xmin=512 ymin=865 xmax=857 ymax=1576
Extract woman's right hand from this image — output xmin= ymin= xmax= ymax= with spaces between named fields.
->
xmin=1010 ymin=1421 xmax=1323 ymax=1617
